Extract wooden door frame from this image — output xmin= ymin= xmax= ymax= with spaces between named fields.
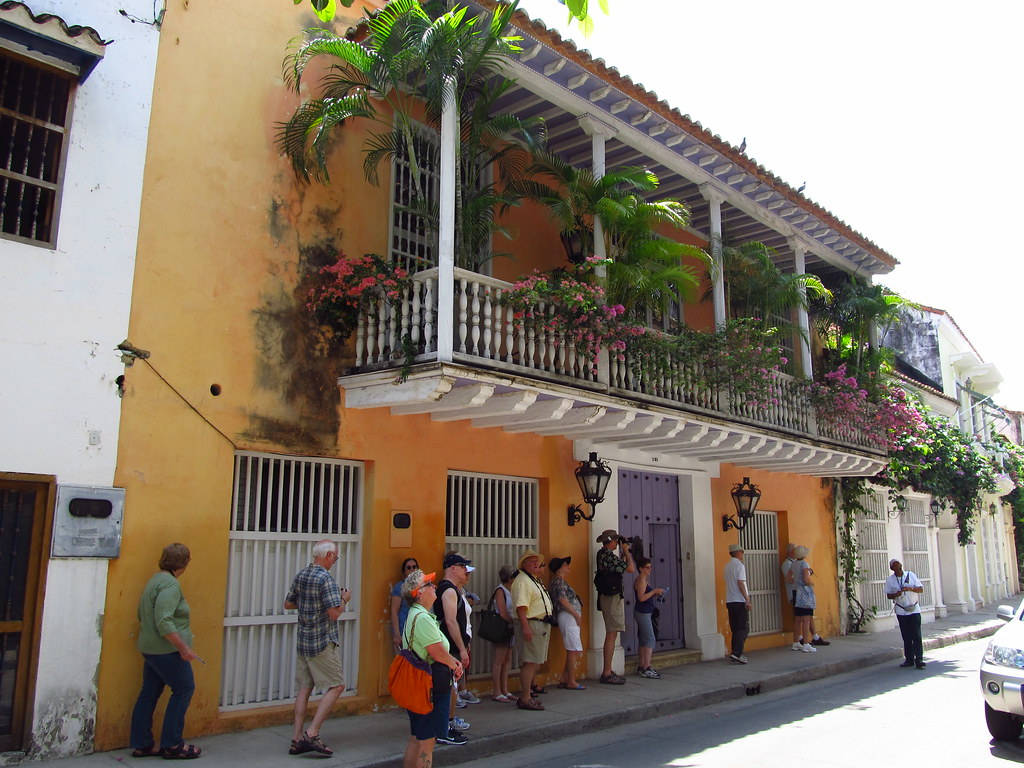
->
xmin=0 ymin=472 xmax=56 ymax=753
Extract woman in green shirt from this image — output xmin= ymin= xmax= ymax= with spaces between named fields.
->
xmin=400 ymin=569 xmax=463 ymax=768
xmin=129 ymin=543 xmax=201 ymax=760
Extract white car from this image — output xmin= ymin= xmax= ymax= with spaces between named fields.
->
xmin=981 ymin=601 xmax=1024 ymax=740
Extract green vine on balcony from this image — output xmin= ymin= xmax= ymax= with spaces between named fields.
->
xmin=625 ymin=318 xmax=786 ymax=409
xmin=835 ymin=477 xmax=876 ymax=632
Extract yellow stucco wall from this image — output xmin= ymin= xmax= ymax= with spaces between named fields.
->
xmin=98 ymin=0 xmax=840 ymax=751
xmin=713 ymin=464 xmax=838 ymax=650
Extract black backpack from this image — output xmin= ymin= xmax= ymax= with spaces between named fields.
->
xmin=594 ymin=568 xmax=623 ymax=598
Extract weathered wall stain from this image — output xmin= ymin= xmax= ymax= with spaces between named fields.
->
xmin=246 ymin=236 xmax=346 ymax=451
xmin=30 ymin=689 xmax=97 ymax=759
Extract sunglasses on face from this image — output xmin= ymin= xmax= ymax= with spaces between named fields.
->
xmin=405 ymin=563 xmax=419 ymax=571
xmin=411 ymin=581 xmax=435 ymax=597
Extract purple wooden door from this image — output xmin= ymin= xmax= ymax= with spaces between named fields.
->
xmin=617 ymin=469 xmax=684 ymax=654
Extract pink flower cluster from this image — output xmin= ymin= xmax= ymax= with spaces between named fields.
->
xmin=306 ymin=252 xmax=412 ymax=336
xmin=503 ymin=264 xmax=643 ymax=372
xmin=810 ymin=364 xmax=924 ymax=449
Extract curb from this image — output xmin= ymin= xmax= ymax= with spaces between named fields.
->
xmin=356 ymin=620 xmax=1005 ymax=768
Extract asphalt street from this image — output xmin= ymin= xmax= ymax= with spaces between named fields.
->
xmin=457 ymin=637 xmax=1024 ymax=768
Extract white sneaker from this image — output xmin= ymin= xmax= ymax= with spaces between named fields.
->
xmin=791 ymin=642 xmax=803 ymax=651
xmin=449 ymin=716 xmax=470 ymax=731
xmin=458 ymin=689 xmax=480 ymax=704
xmin=800 ymin=643 xmax=817 ymax=653
xmin=455 ymin=696 xmax=467 ymax=708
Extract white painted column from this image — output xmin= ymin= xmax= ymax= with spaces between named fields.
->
xmin=927 ymin=504 xmax=948 ymax=618
xmin=699 ymin=184 xmax=726 ymax=328
xmin=937 ymin=513 xmax=970 ymax=613
xmin=436 ymin=74 xmax=457 ymax=362
xmin=579 ymin=115 xmax=616 ymax=385
xmin=788 ymin=238 xmax=813 ymax=378
xmin=690 ymin=473 xmax=725 ymax=657
xmin=578 ymin=115 xmax=616 ymax=271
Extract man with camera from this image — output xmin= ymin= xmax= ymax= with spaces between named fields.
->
xmin=512 ymin=550 xmax=555 ymax=710
xmin=595 ymin=529 xmax=635 ymax=685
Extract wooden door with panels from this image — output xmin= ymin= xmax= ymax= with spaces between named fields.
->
xmin=0 ymin=478 xmax=48 ymax=752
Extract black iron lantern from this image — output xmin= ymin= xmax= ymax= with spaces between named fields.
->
xmin=722 ymin=477 xmax=761 ymax=532
xmin=930 ymin=498 xmax=942 ymax=520
xmin=568 ymin=452 xmax=612 ymax=526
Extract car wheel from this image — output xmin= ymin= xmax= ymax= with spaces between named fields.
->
xmin=985 ymin=702 xmax=1023 ymax=741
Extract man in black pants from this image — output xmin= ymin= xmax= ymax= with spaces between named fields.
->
xmin=885 ymin=558 xmax=925 ymax=669
xmin=723 ymin=543 xmax=751 ymax=664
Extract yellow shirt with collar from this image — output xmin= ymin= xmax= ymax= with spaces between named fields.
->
xmin=511 ymin=570 xmax=552 ymax=619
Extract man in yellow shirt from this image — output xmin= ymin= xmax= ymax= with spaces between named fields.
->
xmin=511 ymin=550 xmax=553 ymax=711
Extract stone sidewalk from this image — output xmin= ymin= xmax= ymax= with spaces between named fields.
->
xmin=18 ymin=600 xmax=1016 ymax=768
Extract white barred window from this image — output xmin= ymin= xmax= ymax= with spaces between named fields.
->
xmin=389 ymin=123 xmax=439 ymax=273
xmin=446 ymin=471 xmax=537 ymax=675
xmin=738 ymin=510 xmax=782 ymax=635
xmin=900 ymin=498 xmax=932 ymax=607
xmin=857 ymin=490 xmax=890 ymax=615
xmin=221 ymin=451 xmax=363 ymax=710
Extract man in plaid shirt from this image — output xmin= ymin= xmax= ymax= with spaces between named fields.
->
xmin=595 ymin=529 xmax=634 ymax=685
xmin=284 ymin=540 xmax=351 ymax=756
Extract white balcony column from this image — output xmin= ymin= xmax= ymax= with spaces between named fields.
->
xmin=699 ymin=184 xmax=726 ymax=328
xmin=436 ymin=74 xmax=457 ymax=362
xmin=788 ymin=238 xmax=813 ymax=378
xmin=578 ymin=115 xmax=617 ymax=276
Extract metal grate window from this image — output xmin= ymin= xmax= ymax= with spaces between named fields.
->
xmin=390 ymin=122 xmax=439 ymax=274
xmin=900 ymin=498 xmax=932 ymax=608
xmin=221 ymin=451 xmax=363 ymax=710
xmin=0 ymin=52 xmax=72 ymax=247
xmin=445 ymin=471 xmax=538 ymax=675
xmin=857 ymin=490 xmax=890 ymax=616
xmin=738 ymin=510 xmax=782 ymax=635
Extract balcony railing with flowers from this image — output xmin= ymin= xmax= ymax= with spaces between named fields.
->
xmin=344 ymin=266 xmax=884 ymax=451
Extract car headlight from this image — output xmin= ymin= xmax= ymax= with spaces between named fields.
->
xmin=985 ymin=640 xmax=1024 ymax=668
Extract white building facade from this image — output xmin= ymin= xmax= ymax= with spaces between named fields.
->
xmin=0 ymin=1 xmax=158 ymax=756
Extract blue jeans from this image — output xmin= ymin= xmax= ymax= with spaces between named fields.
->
xmin=130 ymin=652 xmax=195 ymax=750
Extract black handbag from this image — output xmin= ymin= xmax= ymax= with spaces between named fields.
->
xmin=478 ymin=589 xmax=514 ymax=644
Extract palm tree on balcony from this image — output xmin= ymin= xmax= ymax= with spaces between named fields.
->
xmin=813 ymin=277 xmax=909 ymax=387
xmin=720 ymin=240 xmax=829 ymax=337
xmin=510 ymin=150 xmax=709 ymax=317
xmin=278 ymin=0 xmax=540 ymax=270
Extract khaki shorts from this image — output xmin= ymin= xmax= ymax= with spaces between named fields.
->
xmin=516 ymin=619 xmax=550 ymax=665
xmin=296 ymin=642 xmax=344 ymax=691
xmin=599 ymin=594 xmax=625 ymax=633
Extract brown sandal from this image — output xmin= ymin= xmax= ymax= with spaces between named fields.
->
xmin=516 ymin=697 xmax=544 ymax=710
xmin=161 ymin=744 xmax=201 ymax=760
xmin=131 ymin=747 xmax=163 ymax=758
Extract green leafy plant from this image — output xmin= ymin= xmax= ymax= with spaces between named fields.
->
xmin=835 ymin=477 xmax=877 ymax=632
xmin=625 ymin=318 xmax=787 ymax=410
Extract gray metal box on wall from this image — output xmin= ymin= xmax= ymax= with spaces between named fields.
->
xmin=52 ymin=485 xmax=125 ymax=558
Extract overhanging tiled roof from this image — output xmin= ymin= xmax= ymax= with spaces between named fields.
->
xmin=343 ymin=0 xmax=897 ymax=280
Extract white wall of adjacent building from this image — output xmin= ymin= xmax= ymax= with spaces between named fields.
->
xmin=0 ymin=0 xmax=158 ymax=756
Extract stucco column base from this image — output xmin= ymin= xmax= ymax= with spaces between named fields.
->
xmin=698 ymin=632 xmax=725 ymax=660
xmin=945 ymin=600 xmax=971 ymax=614
xmin=934 ymin=604 xmax=948 ymax=618
xmin=585 ymin=643 xmax=625 ymax=679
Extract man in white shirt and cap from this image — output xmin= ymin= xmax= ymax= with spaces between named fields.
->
xmin=724 ymin=543 xmax=751 ymax=664
xmin=885 ymin=558 xmax=925 ymax=669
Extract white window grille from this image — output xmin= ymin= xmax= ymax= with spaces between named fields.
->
xmin=738 ymin=510 xmax=782 ymax=635
xmin=221 ymin=451 xmax=363 ymax=710
xmin=900 ymin=498 xmax=932 ymax=608
xmin=389 ymin=123 xmax=439 ymax=274
xmin=445 ymin=471 xmax=538 ymax=676
xmin=857 ymin=490 xmax=890 ymax=615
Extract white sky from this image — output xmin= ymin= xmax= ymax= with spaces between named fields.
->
xmin=517 ymin=0 xmax=1024 ymax=409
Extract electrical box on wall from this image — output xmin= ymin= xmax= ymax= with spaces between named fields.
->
xmin=391 ymin=510 xmax=412 ymax=549
xmin=52 ymin=485 xmax=125 ymax=558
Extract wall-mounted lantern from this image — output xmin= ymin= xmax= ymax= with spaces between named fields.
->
xmin=568 ymin=452 xmax=612 ymax=526
xmin=722 ymin=477 xmax=761 ymax=532
xmin=990 ymin=502 xmax=999 ymax=515
xmin=929 ymin=498 xmax=942 ymax=521
xmin=889 ymin=495 xmax=908 ymax=519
